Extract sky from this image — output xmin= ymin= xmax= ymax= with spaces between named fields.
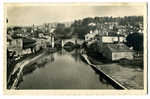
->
xmin=6 ymin=3 xmax=146 ymax=26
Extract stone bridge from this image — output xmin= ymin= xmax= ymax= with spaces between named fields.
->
xmin=63 ymin=38 xmax=84 ymax=46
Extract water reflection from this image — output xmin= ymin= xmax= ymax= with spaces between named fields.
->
xmin=22 ymin=54 xmax=55 ymax=76
xmin=91 ymin=66 xmax=111 ymax=86
xmin=71 ymin=49 xmax=81 ymax=63
xmin=23 ymin=63 xmax=37 ymax=76
xmin=57 ymin=49 xmax=66 ymax=56
xmin=18 ymin=49 xmax=114 ymax=89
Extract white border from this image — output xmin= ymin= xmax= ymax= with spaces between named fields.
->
xmin=0 ymin=0 xmax=149 ymax=98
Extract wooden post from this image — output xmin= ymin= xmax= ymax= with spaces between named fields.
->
xmin=61 ymin=40 xmax=64 ymax=48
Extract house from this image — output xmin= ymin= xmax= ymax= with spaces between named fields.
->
xmin=38 ymin=33 xmax=44 ymax=38
xmin=98 ymin=35 xmax=126 ymax=52
xmin=7 ymin=37 xmax=23 ymax=56
xmin=99 ymin=35 xmax=125 ymax=43
xmin=45 ymin=32 xmax=55 ymax=48
xmin=34 ymin=38 xmax=47 ymax=51
xmin=85 ymin=30 xmax=99 ymax=41
xmin=102 ymin=43 xmax=134 ymax=61
xmin=97 ymin=35 xmax=133 ymax=61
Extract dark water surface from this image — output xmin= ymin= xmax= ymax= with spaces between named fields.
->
xmin=19 ymin=49 xmax=114 ymax=89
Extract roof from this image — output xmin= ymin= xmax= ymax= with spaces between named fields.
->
xmin=23 ymin=38 xmax=36 ymax=44
xmin=105 ymin=43 xmax=134 ymax=52
xmin=23 ymin=43 xmax=36 ymax=49
xmin=99 ymin=35 xmax=124 ymax=37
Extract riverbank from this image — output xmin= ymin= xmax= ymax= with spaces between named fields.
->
xmin=7 ymin=49 xmax=46 ymax=89
xmin=84 ymin=54 xmax=144 ymax=89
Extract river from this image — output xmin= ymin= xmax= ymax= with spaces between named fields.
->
xmin=18 ymin=49 xmax=114 ymax=89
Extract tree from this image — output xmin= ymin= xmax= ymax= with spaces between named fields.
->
xmin=54 ymin=23 xmax=72 ymax=39
xmin=26 ymin=27 xmax=32 ymax=33
xmin=71 ymin=17 xmax=96 ymax=39
xmin=64 ymin=27 xmax=71 ymax=33
xmin=54 ymin=23 xmax=65 ymax=38
xmin=13 ymin=26 xmax=22 ymax=31
xmin=126 ymin=33 xmax=143 ymax=51
xmin=7 ymin=27 xmax=12 ymax=34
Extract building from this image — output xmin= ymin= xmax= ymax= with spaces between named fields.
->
xmin=97 ymin=35 xmax=133 ymax=61
xmin=98 ymin=35 xmax=126 ymax=52
xmin=98 ymin=35 xmax=125 ymax=43
xmin=85 ymin=30 xmax=99 ymax=41
xmin=103 ymin=44 xmax=134 ymax=61
xmin=38 ymin=33 xmax=45 ymax=38
xmin=50 ymin=33 xmax=55 ymax=48
xmin=7 ymin=36 xmax=23 ymax=56
xmin=34 ymin=38 xmax=47 ymax=52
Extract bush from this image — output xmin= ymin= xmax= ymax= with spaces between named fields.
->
xmin=118 ymin=58 xmax=143 ymax=69
xmin=119 ymin=58 xmax=132 ymax=65
xmin=126 ymin=33 xmax=143 ymax=51
xmin=23 ymin=63 xmax=37 ymax=76
xmin=86 ymin=42 xmax=101 ymax=57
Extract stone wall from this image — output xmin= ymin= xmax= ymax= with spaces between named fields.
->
xmin=112 ymin=52 xmax=134 ymax=61
xmin=102 ymin=45 xmax=134 ymax=61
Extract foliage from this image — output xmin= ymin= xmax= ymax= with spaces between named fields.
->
xmin=71 ymin=16 xmax=143 ymax=39
xmin=13 ymin=26 xmax=22 ymax=31
xmin=71 ymin=18 xmax=96 ymax=39
xmin=119 ymin=16 xmax=143 ymax=26
xmin=119 ymin=58 xmax=143 ymax=69
xmin=87 ymin=42 xmax=100 ymax=53
xmin=126 ymin=33 xmax=143 ymax=51
xmin=54 ymin=23 xmax=72 ymax=39
xmin=85 ymin=41 xmax=104 ymax=60
xmin=26 ymin=27 xmax=32 ymax=33
xmin=7 ymin=27 xmax=13 ymax=34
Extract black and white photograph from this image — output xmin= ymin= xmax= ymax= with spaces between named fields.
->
xmin=3 ymin=2 xmax=147 ymax=95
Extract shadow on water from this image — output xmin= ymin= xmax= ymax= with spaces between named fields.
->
xmin=78 ymin=56 xmax=114 ymax=88
xmin=17 ymin=63 xmax=38 ymax=88
xmin=71 ymin=49 xmax=82 ymax=63
xmin=23 ymin=55 xmax=55 ymax=76
xmin=23 ymin=63 xmax=37 ymax=76
xmin=91 ymin=66 xmax=110 ymax=85
xmin=79 ymin=53 xmax=122 ymax=89
xmin=22 ymin=48 xmax=81 ymax=78
xmin=57 ymin=49 xmax=69 ymax=56
xmin=17 ymin=53 xmax=55 ymax=88
xmin=79 ymin=57 xmax=112 ymax=86
xmin=63 ymin=47 xmax=74 ymax=52
xmin=76 ymin=53 xmax=114 ymax=88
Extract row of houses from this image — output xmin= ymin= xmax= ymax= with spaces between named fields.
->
xmin=7 ymin=29 xmax=55 ymax=60
xmin=96 ymin=21 xmax=143 ymax=37
xmin=84 ymin=23 xmax=134 ymax=61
